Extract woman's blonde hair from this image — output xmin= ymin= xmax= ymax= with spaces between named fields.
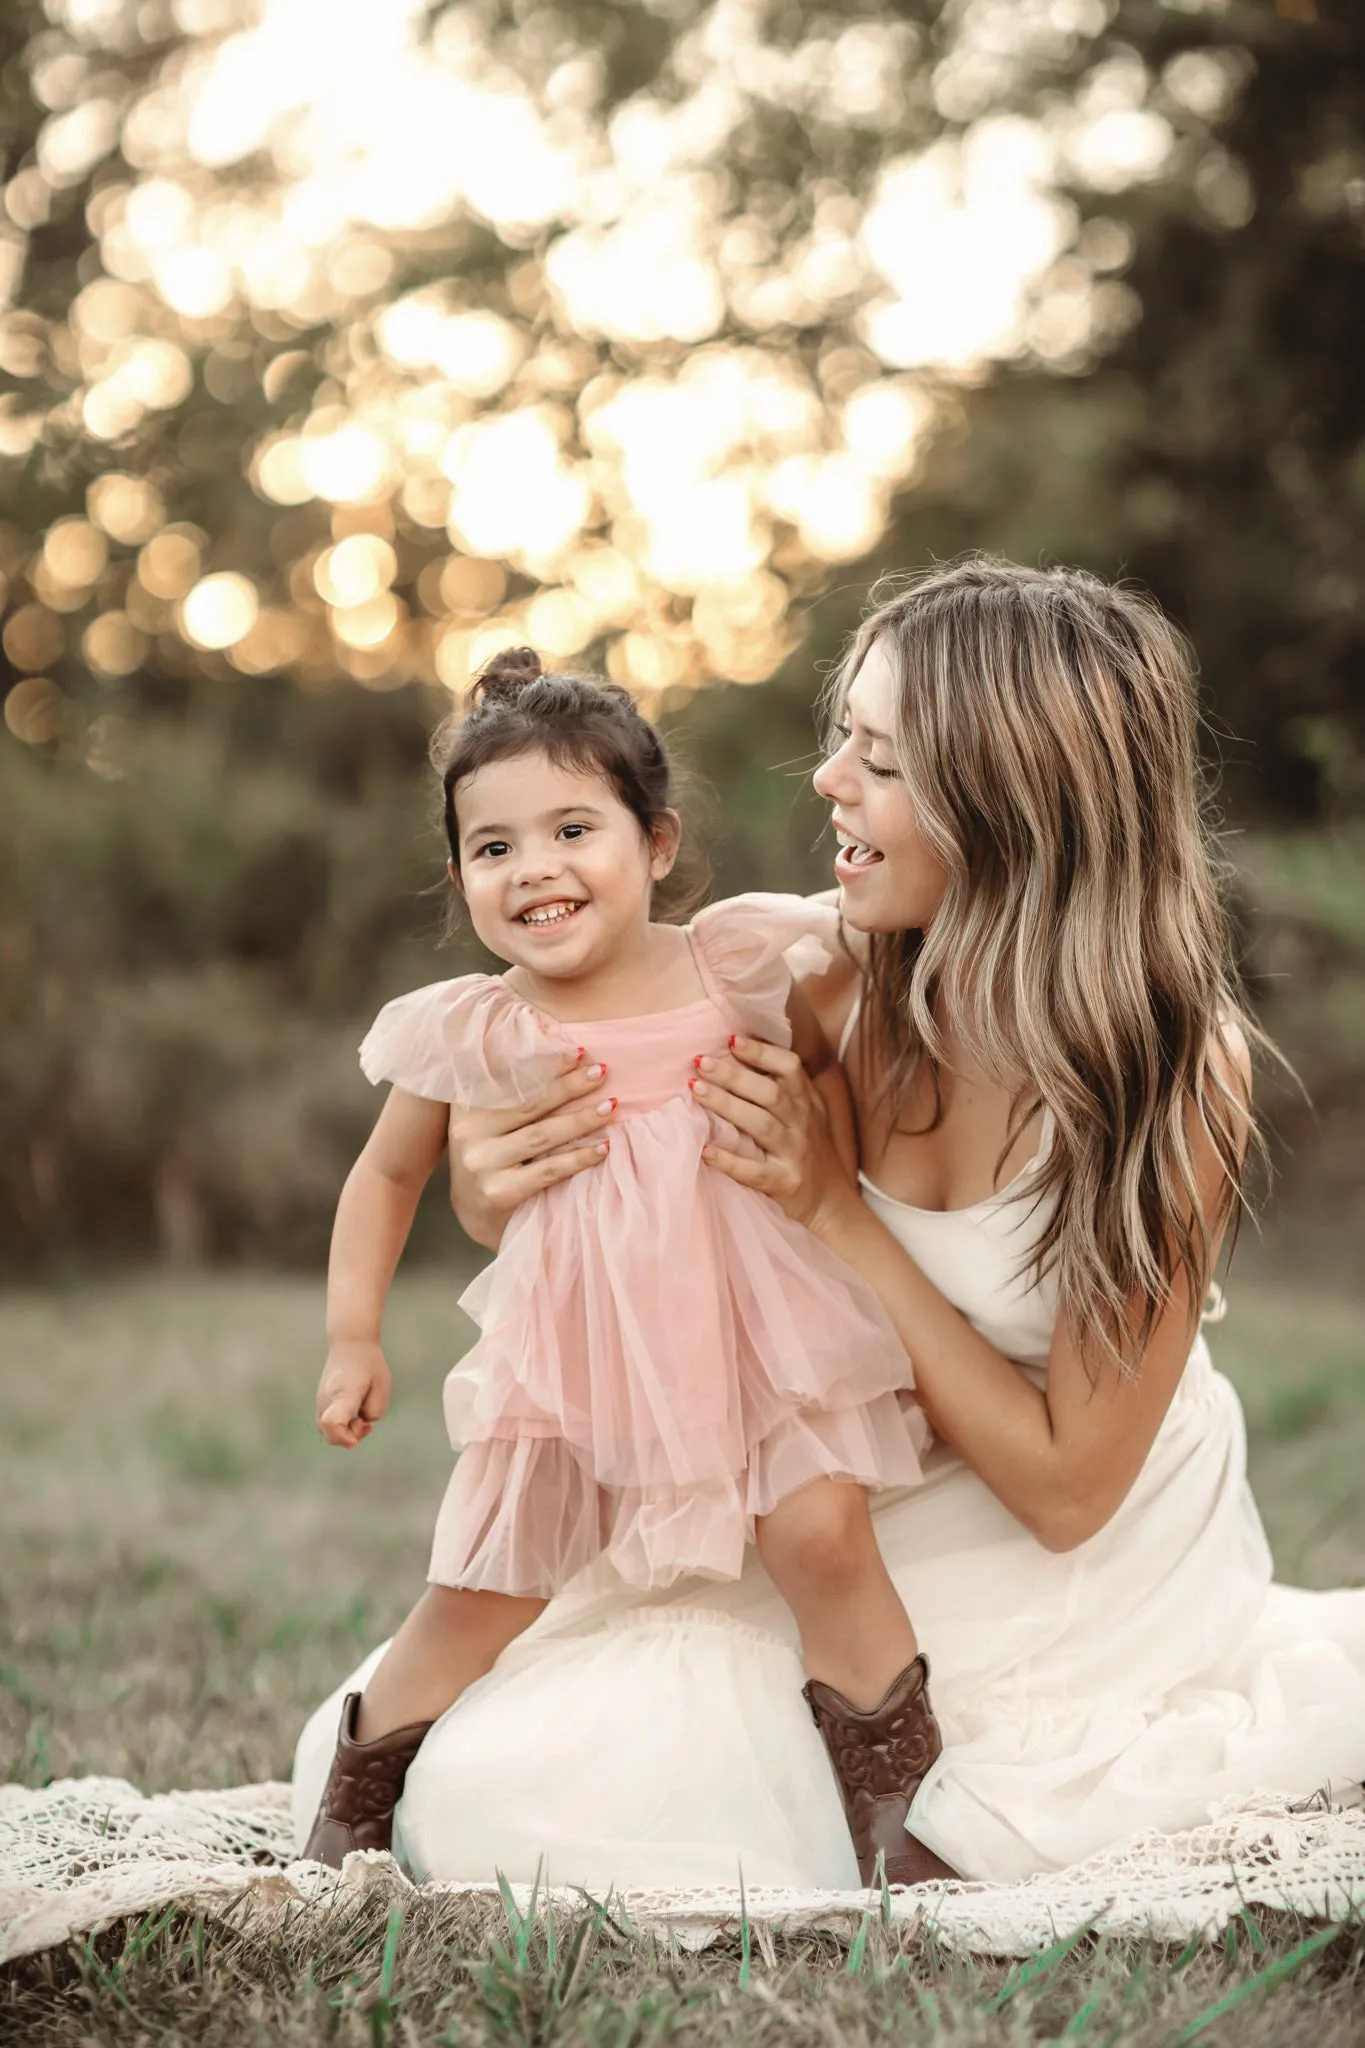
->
xmin=829 ymin=555 xmax=1269 ymax=1375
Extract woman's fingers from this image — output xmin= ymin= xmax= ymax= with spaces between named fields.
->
xmin=699 ymin=1142 xmax=772 ymax=1192
xmin=727 ymin=1035 xmax=805 ymax=1079
xmin=698 ymin=1040 xmax=800 ymax=1101
xmin=483 ymin=1142 xmax=610 ymax=1208
xmin=692 ymin=1078 xmax=785 ymax=1152
xmin=469 ymin=1057 xmax=607 ymax=1140
xmin=465 ymin=1094 xmax=616 ymax=1176
xmin=690 ymin=1043 xmax=804 ymax=1151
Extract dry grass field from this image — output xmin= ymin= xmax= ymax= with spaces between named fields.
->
xmin=2 ymin=1260 xmax=1364 ymax=2045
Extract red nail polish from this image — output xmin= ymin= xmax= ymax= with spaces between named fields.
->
xmin=576 ymin=1045 xmax=586 ymax=1059
xmin=688 ymin=1077 xmax=697 ymax=1091
xmin=693 ymin=1053 xmax=703 ymax=1068
xmin=608 ymin=1097 xmax=617 ymax=1111
xmin=728 ymin=1034 xmax=737 ymax=1049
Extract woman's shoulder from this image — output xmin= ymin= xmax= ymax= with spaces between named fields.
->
xmin=359 ymin=972 xmax=565 ymax=1107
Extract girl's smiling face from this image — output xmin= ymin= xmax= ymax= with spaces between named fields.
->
xmin=453 ymin=749 xmax=677 ymax=980
xmin=812 ymin=635 xmax=951 ymax=933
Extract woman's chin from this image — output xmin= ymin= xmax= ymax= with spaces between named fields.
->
xmin=836 ymin=875 xmax=897 ymax=934
xmin=837 ymin=872 xmax=938 ymax=936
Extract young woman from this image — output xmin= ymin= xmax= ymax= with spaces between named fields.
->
xmin=294 ymin=558 xmax=1365 ymax=1889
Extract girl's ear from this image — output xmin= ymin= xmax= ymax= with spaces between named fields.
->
xmin=649 ymin=809 xmax=682 ymax=883
xmin=447 ymin=854 xmax=465 ymax=897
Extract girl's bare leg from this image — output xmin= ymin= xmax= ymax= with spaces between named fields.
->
xmin=755 ymin=1478 xmax=918 ymax=1709
xmin=355 ymin=1586 xmax=547 ymax=1740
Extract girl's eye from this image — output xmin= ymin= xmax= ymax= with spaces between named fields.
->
xmin=473 ymin=840 xmax=510 ymax=860
xmin=558 ymin=822 xmax=589 ymax=841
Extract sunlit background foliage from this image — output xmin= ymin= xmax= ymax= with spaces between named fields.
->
xmin=1 ymin=0 xmax=1362 ymax=1262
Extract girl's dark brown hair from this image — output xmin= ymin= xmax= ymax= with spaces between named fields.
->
xmin=432 ymin=646 xmax=707 ymax=926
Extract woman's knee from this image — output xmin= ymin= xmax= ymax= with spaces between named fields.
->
xmin=756 ymin=1481 xmax=879 ymax=1601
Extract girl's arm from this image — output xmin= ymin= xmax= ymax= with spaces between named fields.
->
xmin=317 ymin=1086 xmax=450 ymax=1446
xmin=695 ymin=1033 xmax=1249 ymax=1552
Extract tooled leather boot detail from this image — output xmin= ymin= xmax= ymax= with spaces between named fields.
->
xmin=300 ymin=1692 xmax=433 ymax=1868
xmin=803 ymin=1654 xmax=958 ymax=1887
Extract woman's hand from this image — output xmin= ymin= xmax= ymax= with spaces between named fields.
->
xmin=317 ymin=1339 xmax=392 ymax=1448
xmin=693 ymin=1036 xmax=858 ymax=1234
xmin=449 ymin=1052 xmax=616 ymax=1250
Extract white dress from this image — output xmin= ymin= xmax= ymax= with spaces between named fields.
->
xmin=293 ymin=1092 xmax=1365 ymax=1888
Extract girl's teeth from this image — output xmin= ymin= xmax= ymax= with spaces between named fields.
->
xmin=522 ymin=903 xmax=580 ymax=925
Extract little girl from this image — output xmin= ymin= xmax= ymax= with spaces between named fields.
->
xmin=302 ymin=648 xmax=942 ymax=1885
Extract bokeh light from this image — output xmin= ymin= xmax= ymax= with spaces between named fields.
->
xmin=138 ymin=531 xmax=204 ymax=601
xmin=83 ymin=612 xmax=148 ymax=678
xmin=87 ymin=475 xmax=165 ymax=545
xmin=314 ymin=535 xmax=397 ymax=608
xmin=4 ymin=675 xmax=66 ymax=744
xmin=1 ymin=0 xmax=1208 ymax=705
xmin=181 ymin=572 xmax=259 ymax=649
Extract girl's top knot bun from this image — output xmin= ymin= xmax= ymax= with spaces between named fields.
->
xmin=471 ymin=645 xmax=543 ymax=706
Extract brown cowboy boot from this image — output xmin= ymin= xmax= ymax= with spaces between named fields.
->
xmin=803 ymin=1654 xmax=958 ymax=1887
xmin=300 ymin=1692 xmax=433 ymax=1868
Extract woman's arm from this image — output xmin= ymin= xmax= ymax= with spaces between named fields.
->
xmin=694 ymin=1034 xmax=1249 ymax=1552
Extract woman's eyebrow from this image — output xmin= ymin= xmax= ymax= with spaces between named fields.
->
xmin=846 ymin=710 xmax=893 ymax=745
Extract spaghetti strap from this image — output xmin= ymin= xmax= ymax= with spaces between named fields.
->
xmin=837 ymin=994 xmax=862 ymax=1063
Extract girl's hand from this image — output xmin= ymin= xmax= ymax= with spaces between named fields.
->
xmin=317 ymin=1340 xmax=392 ymax=1448
xmin=449 ymin=1052 xmax=615 ymax=1250
xmin=694 ymin=1036 xmax=858 ymax=1235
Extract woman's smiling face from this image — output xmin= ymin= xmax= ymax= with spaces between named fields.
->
xmin=812 ymin=635 xmax=951 ymax=934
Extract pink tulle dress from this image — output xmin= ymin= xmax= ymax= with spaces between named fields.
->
xmin=359 ymin=892 xmax=927 ymax=1597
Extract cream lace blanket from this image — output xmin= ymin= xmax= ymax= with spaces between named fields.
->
xmin=3 ymin=1778 xmax=1363 ymax=1963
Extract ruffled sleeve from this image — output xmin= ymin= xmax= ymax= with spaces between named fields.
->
xmin=359 ymin=976 xmax=569 ymax=1110
xmin=688 ymin=893 xmax=845 ymax=1045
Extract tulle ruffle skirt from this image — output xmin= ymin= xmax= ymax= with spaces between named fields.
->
xmin=428 ymin=1098 xmax=926 ymax=1596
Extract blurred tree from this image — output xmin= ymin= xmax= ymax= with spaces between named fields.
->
xmin=2 ymin=0 xmax=1363 ymax=1261
xmin=0 ymin=0 xmax=1355 ymax=784
xmin=856 ymin=0 xmax=1365 ymax=824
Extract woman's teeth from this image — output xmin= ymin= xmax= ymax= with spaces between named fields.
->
xmin=835 ymin=831 xmax=883 ymax=868
xmin=519 ymin=901 xmax=583 ymax=926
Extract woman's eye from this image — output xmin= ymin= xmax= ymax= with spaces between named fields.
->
xmin=829 ymin=721 xmax=897 ymax=779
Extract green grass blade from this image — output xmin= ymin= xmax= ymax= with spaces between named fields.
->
xmin=994 ymin=1920 xmax=1097 ymax=2006
xmin=1173 ymin=1924 xmax=1341 ymax=2044
xmin=845 ymin=1911 xmax=872 ymax=1976
xmin=378 ymin=1903 xmax=403 ymax=1999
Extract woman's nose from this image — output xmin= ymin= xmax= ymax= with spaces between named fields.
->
xmin=813 ymin=742 xmax=853 ymax=802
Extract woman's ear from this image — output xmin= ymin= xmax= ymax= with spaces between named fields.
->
xmin=649 ymin=809 xmax=683 ymax=882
